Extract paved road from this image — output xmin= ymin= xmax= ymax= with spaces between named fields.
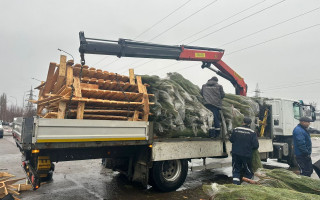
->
xmin=1 ymin=132 xmax=319 ymax=200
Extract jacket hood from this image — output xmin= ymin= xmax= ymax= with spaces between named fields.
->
xmin=206 ymin=79 xmax=217 ymax=86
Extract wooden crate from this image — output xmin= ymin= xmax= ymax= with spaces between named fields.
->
xmin=35 ymin=55 xmax=153 ymax=121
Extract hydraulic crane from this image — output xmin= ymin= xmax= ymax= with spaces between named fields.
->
xmin=79 ymin=32 xmax=247 ymax=96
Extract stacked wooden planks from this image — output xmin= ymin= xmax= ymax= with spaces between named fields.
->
xmin=35 ymin=55 xmax=153 ymax=121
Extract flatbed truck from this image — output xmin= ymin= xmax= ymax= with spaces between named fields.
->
xmin=12 ymin=33 xmax=316 ymax=192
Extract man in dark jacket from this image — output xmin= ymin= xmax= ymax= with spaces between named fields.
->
xmin=201 ymin=76 xmax=225 ymax=137
xmin=230 ymin=117 xmax=259 ymax=185
xmin=293 ymin=117 xmax=313 ymax=177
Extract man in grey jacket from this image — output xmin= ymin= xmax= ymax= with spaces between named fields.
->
xmin=201 ymin=76 xmax=225 ymax=137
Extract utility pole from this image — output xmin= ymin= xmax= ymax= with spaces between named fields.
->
xmin=24 ymin=86 xmax=36 ymax=117
xmin=254 ymin=83 xmax=261 ymax=98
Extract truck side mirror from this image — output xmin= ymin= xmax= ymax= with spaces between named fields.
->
xmin=311 ymin=106 xmax=316 ymax=122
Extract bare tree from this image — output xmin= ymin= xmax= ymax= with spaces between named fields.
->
xmin=0 ymin=93 xmax=7 ymax=121
xmin=7 ymin=105 xmax=24 ymax=122
xmin=0 ymin=92 xmax=25 ymax=122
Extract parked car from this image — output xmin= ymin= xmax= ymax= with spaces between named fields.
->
xmin=308 ymin=126 xmax=320 ymax=134
xmin=0 ymin=121 xmax=3 ymax=138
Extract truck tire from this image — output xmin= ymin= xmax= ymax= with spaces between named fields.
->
xmin=41 ymin=171 xmax=53 ymax=182
xmin=151 ymin=159 xmax=188 ymax=192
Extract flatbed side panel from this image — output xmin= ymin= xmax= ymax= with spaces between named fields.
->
xmin=152 ymin=141 xmax=224 ymax=161
xmin=225 ymin=138 xmax=274 ymax=156
xmin=34 ymin=118 xmax=149 ymax=143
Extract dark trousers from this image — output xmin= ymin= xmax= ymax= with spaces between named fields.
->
xmin=205 ymin=104 xmax=221 ymax=137
xmin=232 ymin=154 xmax=253 ymax=185
xmin=296 ymin=155 xmax=313 ymax=177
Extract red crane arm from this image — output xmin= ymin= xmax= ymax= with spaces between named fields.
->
xmin=79 ymin=32 xmax=247 ymax=96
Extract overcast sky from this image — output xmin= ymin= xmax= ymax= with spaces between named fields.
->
xmin=0 ymin=0 xmax=319 ymax=109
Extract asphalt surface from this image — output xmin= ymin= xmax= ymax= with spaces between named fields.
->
xmin=1 ymin=128 xmax=319 ymax=200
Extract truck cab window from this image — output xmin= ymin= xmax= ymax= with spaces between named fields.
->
xmin=293 ymin=103 xmax=301 ymax=120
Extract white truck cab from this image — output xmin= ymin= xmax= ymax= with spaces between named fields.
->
xmin=266 ymin=98 xmax=316 ymax=166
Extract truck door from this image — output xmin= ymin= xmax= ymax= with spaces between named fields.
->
xmin=270 ymin=100 xmax=283 ymax=135
xmin=282 ymin=100 xmax=295 ymax=136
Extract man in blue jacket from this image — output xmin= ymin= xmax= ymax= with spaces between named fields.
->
xmin=293 ymin=117 xmax=313 ymax=177
xmin=230 ymin=117 xmax=259 ymax=185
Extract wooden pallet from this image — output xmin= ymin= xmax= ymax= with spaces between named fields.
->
xmin=0 ymin=172 xmax=31 ymax=200
xmin=35 ymin=55 xmax=152 ymax=121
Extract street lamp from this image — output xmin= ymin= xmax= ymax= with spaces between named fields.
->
xmin=9 ymin=96 xmax=17 ymax=106
xmin=32 ymin=77 xmax=42 ymax=82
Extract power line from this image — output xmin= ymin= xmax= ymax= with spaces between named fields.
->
xmin=176 ymin=63 xmax=199 ymax=72
xmin=134 ymin=0 xmax=193 ymax=40
xmin=93 ymin=55 xmax=112 ymax=66
xmin=172 ymin=24 xmax=320 ymax=85
xmin=258 ymin=78 xmax=320 ymax=91
xmin=119 ymin=58 xmax=151 ymax=72
xmin=219 ymin=6 xmax=320 ymax=47
xmin=147 ymin=61 xmax=182 ymax=75
xmin=226 ymin=23 xmax=320 ymax=55
xmin=178 ymin=0 xmax=266 ymax=43
xmin=121 ymin=0 xmax=219 ymax=72
xmin=259 ymin=79 xmax=320 ymax=91
xmin=92 ymin=0 xmax=191 ymax=68
xmin=96 ymin=0 xmax=275 ymax=73
xmin=148 ymin=0 xmax=219 ymax=41
xmin=262 ymin=80 xmax=320 ymax=92
xmin=119 ymin=59 xmax=154 ymax=74
xmin=98 ymin=1 xmax=193 ymax=71
xmin=100 ymin=58 xmax=121 ymax=69
xmin=94 ymin=0 xmax=267 ymax=72
xmin=115 ymin=59 xmax=148 ymax=73
xmin=175 ymin=24 xmax=320 ymax=72
xmin=187 ymin=0 xmax=286 ymax=44
xmin=174 ymin=24 xmax=320 ymax=73
xmin=94 ymin=1 xmax=192 ymax=68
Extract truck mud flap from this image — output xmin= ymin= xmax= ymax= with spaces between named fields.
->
xmin=22 ymin=161 xmax=41 ymax=190
xmin=313 ymin=159 xmax=320 ymax=178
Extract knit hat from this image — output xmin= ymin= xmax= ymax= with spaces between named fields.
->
xmin=243 ymin=117 xmax=252 ymax=125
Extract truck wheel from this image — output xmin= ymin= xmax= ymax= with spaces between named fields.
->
xmin=41 ymin=171 xmax=53 ymax=182
xmin=151 ymin=159 xmax=188 ymax=192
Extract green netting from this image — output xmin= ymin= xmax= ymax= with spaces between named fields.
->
xmin=203 ymin=169 xmax=320 ymax=200
xmin=203 ymin=183 xmax=320 ymax=200
xmin=252 ymin=150 xmax=262 ymax=172
xmin=263 ymin=169 xmax=320 ymax=195
xmin=141 ymin=73 xmax=260 ymax=138
xmin=141 ymin=74 xmax=210 ymax=138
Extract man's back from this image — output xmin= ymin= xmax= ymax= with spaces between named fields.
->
xmin=230 ymin=126 xmax=259 ymax=157
xmin=201 ymin=79 xmax=225 ymax=108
